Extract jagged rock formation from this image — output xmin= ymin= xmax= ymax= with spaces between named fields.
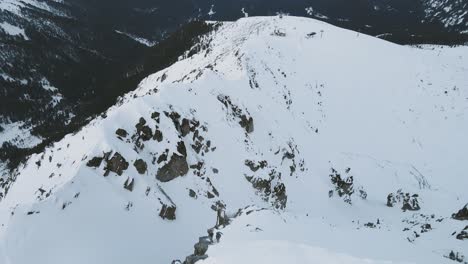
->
xmin=156 ymin=154 xmax=189 ymax=182
xmin=104 ymin=152 xmax=129 ymax=176
xmin=387 ymin=190 xmax=421 ymax=211
xmin=453 ymin=204 xmax=468 ymax=221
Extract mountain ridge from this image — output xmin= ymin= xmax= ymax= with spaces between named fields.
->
xmin=0 ymin=15 xmax=467 ymax=264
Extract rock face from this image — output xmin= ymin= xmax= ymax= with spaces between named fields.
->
xmin=133 ymin=159 xmax=147 ymax=174
xmin=104 ymin=152 xmax=129 ymax=176
xmin=156 ymin=154 xmax=189 ymax=182
xmin=159 ymin=204 xmax=176 ymax=220
xmin=453 ymin=204 xmax=468 ymax=221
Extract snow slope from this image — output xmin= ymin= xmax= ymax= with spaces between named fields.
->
xmin=0 ymin=16 xmax=467 ymax=264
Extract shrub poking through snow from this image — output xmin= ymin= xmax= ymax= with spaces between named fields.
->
xmin=387 ymin=189 xmax=421 ymax=211
xmin=329 ymin=167 xmax=366 ymax=204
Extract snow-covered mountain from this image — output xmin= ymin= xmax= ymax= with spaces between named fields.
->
xmin=0 ymin=15 xmax=468 ymax=264
xmin=2 ymin=0 xmax=467 ymax=171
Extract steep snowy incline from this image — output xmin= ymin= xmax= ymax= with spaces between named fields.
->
xmin=0 ymin=16 xmax=467 ymax=264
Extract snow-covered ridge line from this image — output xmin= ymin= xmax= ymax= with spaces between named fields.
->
xmin=0 ymin=16 xmax=467 ymax=264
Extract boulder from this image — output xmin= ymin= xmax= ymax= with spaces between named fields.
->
xmin=156 ymin=154 xmax=189 ymax=182
xmin=159 ymin=204 xmax=176 ymax=220
xmin=115 ymin=128 xmax=128 ymax=138
xmin=153 ymin=129 xmax=163 ymax=142
xmin=452 ymin=204 xmax=468 ymax=221
xmin=123 ymin=178 xmax=135 ymax=192
xmin=133 ymin=159 xmax=147 ymax=174
xmin=104 ymin=152 xmax=129 ymax=176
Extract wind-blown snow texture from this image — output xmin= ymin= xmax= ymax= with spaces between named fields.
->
xmin=0 ymin=16 xmax=467 ymax=264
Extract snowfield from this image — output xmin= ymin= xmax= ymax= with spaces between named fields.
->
xmin=0 ymin=16 xmax=467 ymax=264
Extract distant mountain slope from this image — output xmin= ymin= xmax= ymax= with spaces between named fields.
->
xmin=0 ymin=16 xmax=467 ymax=264
xmin=1 ymin=0 xmax=467 ymax=170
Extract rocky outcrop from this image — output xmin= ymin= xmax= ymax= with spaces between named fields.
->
xmin=104 ymin=152 xmax=129 ymax=176
xmin=159 ymin=204 xmax=176 ymax=220
xmin=401 ymin=193 xmax=421 ymax=211
xmin=156 ymin=154 xmax=189 ymax=182
xmin=245 ymin=174 xmax=287 ymax=209
xmin=133 ymin=159 xmax=147 ymax=174
xmin=135 ymin=118 xmax=153 ymax=141
xmin=387 ymin=190 xmax=421 ymax=211
xmin=452 ymin=204 xmax=468 ymax=221
xmin=245 ymin=160 xmax=268 ymax=172
xmin=456 ymin=226 xmax=468 ymax=240
xmin=239 ymin=115 xmax=254 ymax=133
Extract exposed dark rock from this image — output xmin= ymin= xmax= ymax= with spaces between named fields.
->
xmin=123 ymin=178 xmax=134 ymax=192
xmin=159 ymin=204 xmax=176 ymax=220
xmin=329 ymin=169 xmax=354 ymax=204
xmin=183 ymin=255 xmax=207 ymax=264
xmin=153 ymin=129 xmax=163 ymax=142
xmin=104 ymin=152 xmax=129 ymax=176
xmin=133 ymin=159 xmax=147 ymax=174
xmin=166 ymin=111 xmax=181 ymax=131
xmin=191 ymin=141 xmax=203 ymax=154
xmin=212 ymin=168 xmax=219 ymax=174
xmin=239 ymin=115 xmax=254 ymax=133
xmin=115 ymin=128 xmax=128 ymax=138
xmin=157 ymin=152 xmax=168 ymax=164
xmin=135 ymin=117 xmax=153 ymax=141
xmin=194 ymin=238 xmax=209 ymax=256
xmin=181 ymin=118 xmax=191 ymax=137
xmin=456 ymin=226 xmax=468 ymax=240
xmin=246 ymin=174 xmax=287 ymax=210
xmin=156 ymin=154 xmax=189 ymax=182
xmin=190 ymin=162 xmax=204 ymax=170
xmin=387 ymin=193 xmax=396 ymax=207
xmin=245 ymin=160 xmax=268 ymax=172
xmin=402 ymin=193 xmax=421 ymax=211
xmin=86 ymin=156 xmax=104 ymax=168
xmin=207 ymin=192 xmax=215 ymax=199
xmin=447 ymin=250 xmax=465 ymax=263
xmin=177 ymin=141 xmax=187 ymax=157
xmin=189 ymin=189 xmax=197 ymax=198
xmin=453 ymin=204 xmax=468 ymax=221
xmin=151 ymin=112 xmax=160 ymax=123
